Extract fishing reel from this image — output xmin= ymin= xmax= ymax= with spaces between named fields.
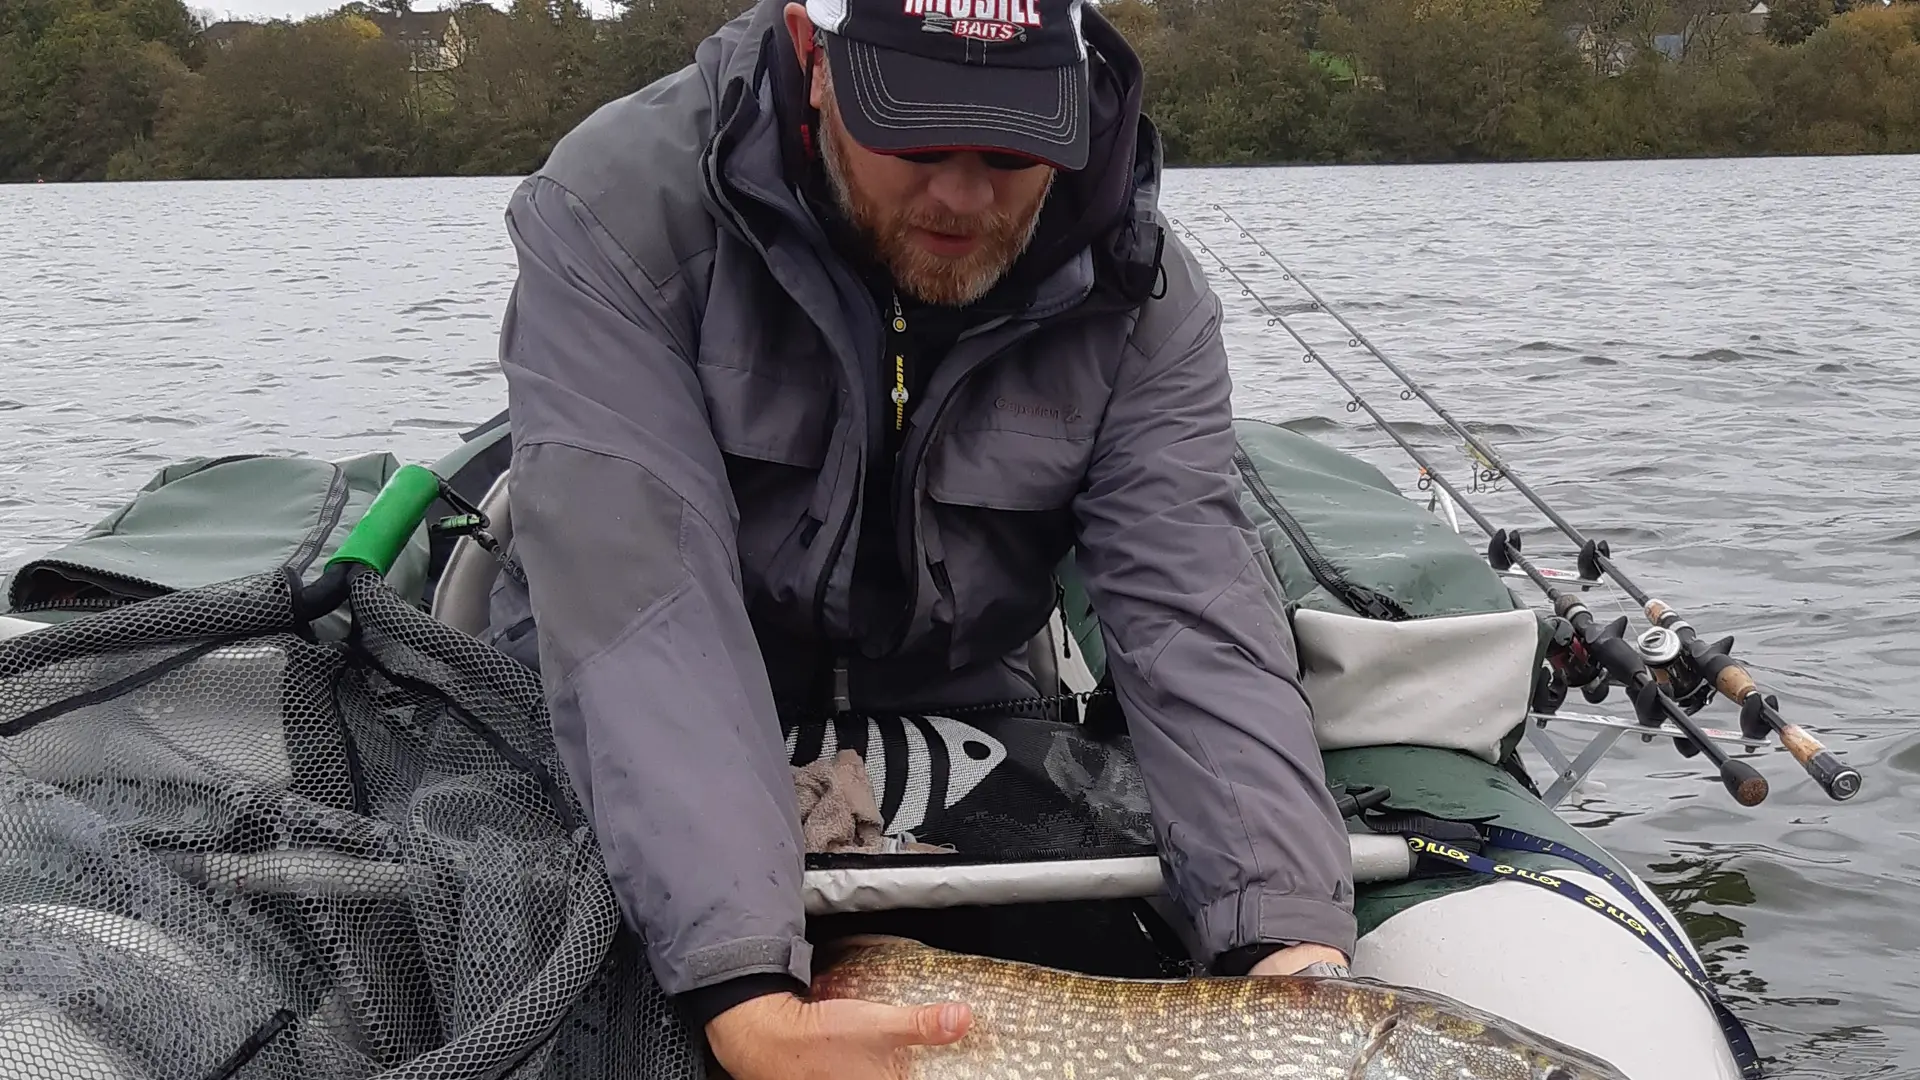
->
xmin=1539 ymin=621 xmax=1704 ymax=760
xmin=1538 ymin=615 xmax=1717 ymax=710
xmin=1633 ymin=624 xmax=1718 ymax=716
xmin=1537 ymin=614 xmax=1611 ymax=709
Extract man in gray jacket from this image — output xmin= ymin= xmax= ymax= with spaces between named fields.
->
xmin=491 ymin=0 xmax=1356 ymax=1072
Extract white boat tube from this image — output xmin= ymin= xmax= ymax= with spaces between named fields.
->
xmin=1352 ymin=865 xmax=1743 ymax=1080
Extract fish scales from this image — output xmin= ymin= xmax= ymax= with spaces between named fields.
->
xmin=810 ymin=939 xmax=1627 ymax=1080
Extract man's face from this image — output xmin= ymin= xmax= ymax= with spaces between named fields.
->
xmin=806 ymin=40 xmax=1057 ymax=307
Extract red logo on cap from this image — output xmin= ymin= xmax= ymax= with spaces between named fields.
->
xmin=905 ymin=0 xmax=1040 ymax=41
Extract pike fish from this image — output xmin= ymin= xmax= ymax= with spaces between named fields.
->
xmin=810 ymin=938 xmax=1629 ymax=1080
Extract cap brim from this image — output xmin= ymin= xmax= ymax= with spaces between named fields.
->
xmin=825 ymin=35 xmax=1089 ymax=172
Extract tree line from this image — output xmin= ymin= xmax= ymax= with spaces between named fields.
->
xmin=2 ymin=0 xmax=1916 ymax=182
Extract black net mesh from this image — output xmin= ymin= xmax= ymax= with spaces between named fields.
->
xmin=0 ymin=571 xmax=702 ymax=1080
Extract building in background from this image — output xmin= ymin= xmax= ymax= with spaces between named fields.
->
xmin=365 ymin=10 xmax=468 ymax=71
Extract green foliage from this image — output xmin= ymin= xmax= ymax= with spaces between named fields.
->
xmin=1766 ymin=0 xmax=1829 ymax=44
xmin=1756 ymin=4 xmax=1920 ymax=150
xmin=600 ymin=0 xmax=753 ymax=93
xmin=429 ymin=0 xmax=612 ymax=175
xmin=2 ymin=0 xmax=1917 ymax=180
xmin=115 ymin=15 xmax=424 ymax=179
xmin=1 ymin=0 xmax=196 ymax=180
xmin=1318 ymin=0 xmax=1592 ymax=160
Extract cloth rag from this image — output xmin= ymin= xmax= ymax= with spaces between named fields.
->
xmin=793 ymin=750 xmax=947 ymax=854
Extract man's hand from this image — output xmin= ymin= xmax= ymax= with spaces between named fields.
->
xmin=1248 ymin=943 xmax=1350 ymax=977
xmin=706 ymin=991 xmax=972 ymax=1080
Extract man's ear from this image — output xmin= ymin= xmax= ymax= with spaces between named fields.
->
xmin=783 ymin=2 xmax=822 ymax=107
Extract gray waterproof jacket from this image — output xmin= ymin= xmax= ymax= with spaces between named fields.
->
xmin=492 ymin=0 xmax=1356 ymax=1003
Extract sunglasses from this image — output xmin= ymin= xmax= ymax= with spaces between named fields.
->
xmin=888 ymin=148 xmax=1047 ymax=171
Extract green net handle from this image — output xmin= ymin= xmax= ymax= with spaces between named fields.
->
xmin=326 ymin=464 xmax=441 ymax=577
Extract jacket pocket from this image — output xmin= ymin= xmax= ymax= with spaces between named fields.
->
xmin=920 ymin=428 xmax=1087 ymax=670
xmin=926 ymin=427 xmax=1093 ymax=512
xmin=698 ymin=364 xmax=835 ymax=470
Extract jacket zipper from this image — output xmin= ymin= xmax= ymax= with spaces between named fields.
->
xmin=6 ymin=563 xmax=172 ymax=613
xmin=1230 ymin=447 xmax=1410 ymax=622
xmin=883 ymin=320 xmax=1044 ymax=657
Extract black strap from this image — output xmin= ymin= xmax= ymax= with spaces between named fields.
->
xmin=200 ymin=1008 xmax=296 ymax=1080
xmin=1 ymin=637 xmax=240 ymax=736
xmin=1364 ymin=809 xmax=1490 ymax=847
xmin=1397 ymin=824 xmax=1764 ymax=1079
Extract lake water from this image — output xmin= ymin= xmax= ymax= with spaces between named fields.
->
xmin=4 ymin=155 xmax=1919 ymax=1077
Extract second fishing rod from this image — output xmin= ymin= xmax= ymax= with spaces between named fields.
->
xmin=1172 ymin=219 xmax=1771 ymax=808
xmin=1205 ymin=205 xmax=1859 ymax=804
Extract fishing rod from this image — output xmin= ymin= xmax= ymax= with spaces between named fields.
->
xmin=1204 ymin=205 xmax=1861 ymax=805
xmin=1172 ymin=219 xmax=1770 ymax=808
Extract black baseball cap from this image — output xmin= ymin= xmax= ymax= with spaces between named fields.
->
xmin=805 ymin=0 xmax=1090 ymax=171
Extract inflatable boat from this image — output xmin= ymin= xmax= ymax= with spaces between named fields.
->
xmin=0 ymin=405 xmax=1782 ymax=1080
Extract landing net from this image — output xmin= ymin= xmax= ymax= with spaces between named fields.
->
xmin=0 ymin=570 xmax=702 ymax=1080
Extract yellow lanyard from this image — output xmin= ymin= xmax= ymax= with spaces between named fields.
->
xmin=889 ymin=294 xmax=909 ymax=432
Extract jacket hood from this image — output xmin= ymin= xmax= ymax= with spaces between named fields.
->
xmin=1017 ymin=8 xmax=1157 ymax=306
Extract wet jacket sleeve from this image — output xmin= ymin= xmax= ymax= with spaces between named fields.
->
xmin=1070 ymin=264 xmax=1358 ymax=963
xmin=495 ymin=175 xmax=813 ymax=1005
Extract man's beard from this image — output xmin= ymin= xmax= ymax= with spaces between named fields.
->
xmin=819 ymin=92 xmax=1053 ymax=307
